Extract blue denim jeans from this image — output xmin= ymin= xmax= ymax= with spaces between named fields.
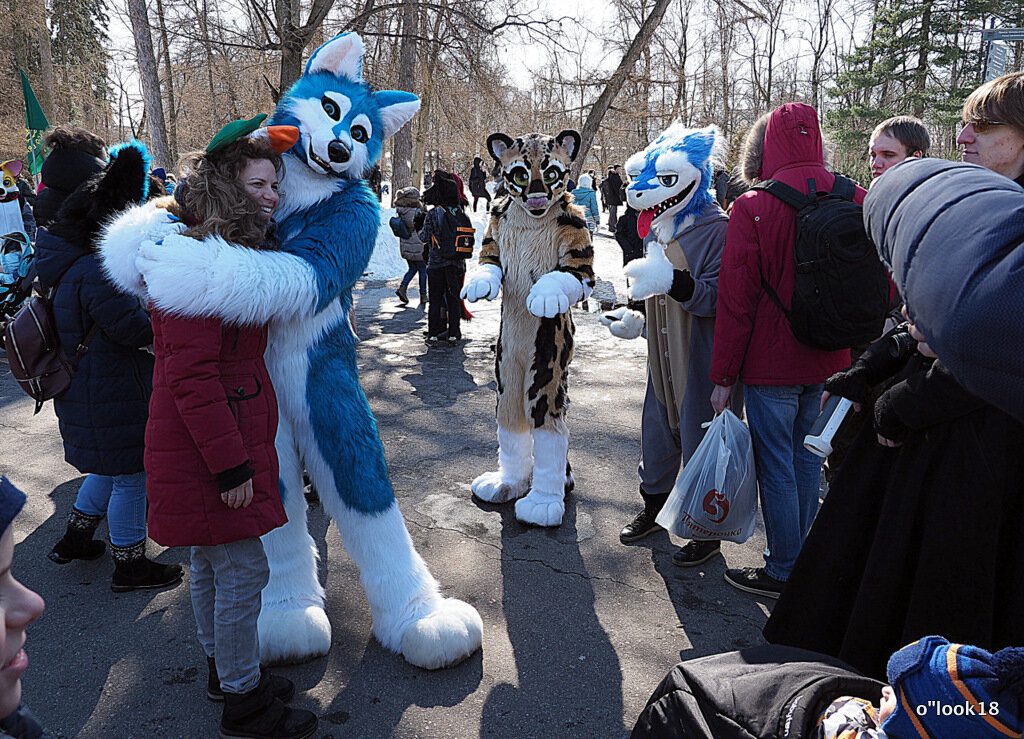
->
xmin=190 ymin=537 xmax=269 ymax=694
xmin=744 ymin=384 xmax=824 ymax=582
xmin=74 ymin=472 xmax=147 ymax=546
xmin=400 ymin=259 xmax=427 ymax=299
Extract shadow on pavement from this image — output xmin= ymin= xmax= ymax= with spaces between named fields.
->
xmin=479 ymin=499 xmax=626 ymax=737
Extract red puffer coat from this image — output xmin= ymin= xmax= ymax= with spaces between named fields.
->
xmin=711 ymin=103 xmax=863 ymax=387
xmin=145 ymin=311 xmax=286 ymax=547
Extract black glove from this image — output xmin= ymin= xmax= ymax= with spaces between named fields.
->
xmin=873 ymin=388 xmax=909 ymax=443
xmin=413 ymin=211 xmax=426 ymax=231
xmin=667 ymin=269 xmax=696 ymax=304
xmin=824 ymin=367 xmax=874 ymax=406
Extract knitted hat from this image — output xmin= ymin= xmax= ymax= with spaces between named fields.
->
xmin=882 ymin=636 xmax=1024 ymax=738
xmin=0 ymin=478 xmax=27 ymax=541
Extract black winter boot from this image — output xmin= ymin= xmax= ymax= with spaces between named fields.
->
xmin=220 ymin=673 xmax=317 ymax=739
xmin=109 ymin=540 xmax=183 ymax=593
xmin=49 ymin=508 xmax=106 ymax=564
xmin=208 ymin=657 xmax=295 ymax=703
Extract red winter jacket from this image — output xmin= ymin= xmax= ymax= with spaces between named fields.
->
xmin=711 ymin=103 xmax=863 ymax=387
xmin=144 ymin=311 xmax=286 ymax=547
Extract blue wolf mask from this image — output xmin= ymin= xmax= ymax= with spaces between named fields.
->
xmin=625 ymin=125 xmax=722 ymax=240
xmin=269 ymin=33 xmax=419 ymax=182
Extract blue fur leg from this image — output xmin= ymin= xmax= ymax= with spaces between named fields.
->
xmin=306 ymin=325 xmax=395 ymax=514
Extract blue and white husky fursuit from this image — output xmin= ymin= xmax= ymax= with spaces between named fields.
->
xmin=100 ymin=32 xmax=482 ymax=669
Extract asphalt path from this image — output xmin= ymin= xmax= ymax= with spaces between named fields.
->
xmin=0 ymin=232 xmax=772 ymax=738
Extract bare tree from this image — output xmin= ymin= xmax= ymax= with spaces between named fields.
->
xmin=390 ymin=0 xmax=418 ymax=190
xmin=127 ymin=0 xmax=172 ymax=167
xmin=571 ymin=0 xmax=672 ymax=178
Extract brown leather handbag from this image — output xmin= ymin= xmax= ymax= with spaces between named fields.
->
xmin=3 ymin=280 xmax=99 ymax=414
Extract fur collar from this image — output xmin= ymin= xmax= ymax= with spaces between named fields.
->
xmin=98 ymin=200 xmax=184 ymax=300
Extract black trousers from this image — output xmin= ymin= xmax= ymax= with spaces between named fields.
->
xmin=427 ymin=264 xmax=466 ymax=338
xmin=473 ymin=193 xmax=491 ymax=212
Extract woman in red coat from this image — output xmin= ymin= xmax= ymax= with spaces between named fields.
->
xmin=136 ymin=129 xmax=317 ymax=739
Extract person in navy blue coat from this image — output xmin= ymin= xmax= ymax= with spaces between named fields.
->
xmin=38 ymin=142 xmax=182 ymax=593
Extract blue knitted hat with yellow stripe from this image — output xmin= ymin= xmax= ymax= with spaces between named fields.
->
xmin=882 ymin=636 xmax=1024 ymax=738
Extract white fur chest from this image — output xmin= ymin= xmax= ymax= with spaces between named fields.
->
xmin=496 ymin=204 xmax=563 ymax=306
xmin=265 ymin=298 xmax=351 ymax=420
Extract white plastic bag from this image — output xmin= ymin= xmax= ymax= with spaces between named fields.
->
xmin=655 ymin=409 xmax=758 ymax=544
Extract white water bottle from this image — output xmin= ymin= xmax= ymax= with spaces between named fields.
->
xmin=804 ymin=395 xmax=854 ymax=458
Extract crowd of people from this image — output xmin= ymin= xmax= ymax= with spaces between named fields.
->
xmin=0 ymin=66 xmax=1022 ymax=738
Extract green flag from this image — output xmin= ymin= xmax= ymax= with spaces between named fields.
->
xmin=21 ymin=70 xmax=49 ymax=175
xmin=21 ymin=70 xmax=48 ymax=130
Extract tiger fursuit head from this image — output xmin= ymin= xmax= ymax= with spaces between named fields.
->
xmin=461 ymin=130 xmax=595 ymax=528
xmin=99 ymin=32 xmax=482 ymax=670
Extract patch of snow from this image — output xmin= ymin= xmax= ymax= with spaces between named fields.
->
xmin=363 ymin=207 xmax=409 ymax=280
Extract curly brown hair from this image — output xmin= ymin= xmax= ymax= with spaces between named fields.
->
xmin=178 ymin=136 xmax=283 ymax=249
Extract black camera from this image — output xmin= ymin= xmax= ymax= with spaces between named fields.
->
xmin=887 ymin=323 xmax=917 ymax=360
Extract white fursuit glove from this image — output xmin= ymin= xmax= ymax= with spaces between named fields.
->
xmin=461 ymin=264 xmax=502 ymax=302
xmin=599 ymin=306 xmax=645 ymax=339
xmin=137 ymin=233 xmax=318 ymax=325
xmin=624 ymin=242 xmax=675 ymax=301
xmin=526 ymin=270 xmax=585 ymax=318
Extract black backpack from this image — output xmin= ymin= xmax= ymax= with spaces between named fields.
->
xmin=429 ymin=207 xmax=475 ymax=260
xmin=752 ymin=175 xmax=890 ymax=351
xmin=389 ymin=215 xmax=411 ymax=239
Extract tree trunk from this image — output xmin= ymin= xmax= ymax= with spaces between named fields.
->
xmin=276 ymin=0 xmax=338 ymax=94
xmin=913 ymin=1 xmax=932 ymax=118
xmin=572 ymin=0 xmax=672 ymax=178
xmin=411 ymin=6 xmax=445 ymax=190
xmin=391 ymin=0 xmax=418 ymax=191
xmin=155 ymin=0 xmax=178 ymax=163
xmin=35 ymin=15 xmax=55 ymax=120
xmin=126 ymin=0 xmax=171 ymax=168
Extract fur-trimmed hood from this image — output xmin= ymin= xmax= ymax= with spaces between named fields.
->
xmin=740 ymin=104 xmax=824 ymax=186
xmin=98 ymin=199 xmax=185 ymax=301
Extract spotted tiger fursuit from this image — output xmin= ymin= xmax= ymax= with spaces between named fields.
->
xmin=461 ymin=129 xmax=595 ymax=527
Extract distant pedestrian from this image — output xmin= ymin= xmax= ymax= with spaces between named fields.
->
xmin=614 ymin=205 xmax=644 ymax=266
xmin=421 ymin=170 xmax=471 ymax=345
xmin=394 ymin=186 xmax=428 ymax=308
xmin=573 ymin=173 xmax=600 ymax=234
xmin=469 ymin=157 xmax=491 ymax=212
xmin=601 ymin=165 xmax=625 ymax=231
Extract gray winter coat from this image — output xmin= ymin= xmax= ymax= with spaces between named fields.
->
xmin=395 ymin=187 xmax=426 ymax=261
xmin=647 ymin=201 xmax=727 ymax=457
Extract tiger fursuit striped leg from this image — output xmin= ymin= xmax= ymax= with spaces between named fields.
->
xmin=512 ymin=310 xmax=576 ymax=527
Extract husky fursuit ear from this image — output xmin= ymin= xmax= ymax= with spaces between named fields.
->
xmin=373 ymin=90 xmax=420 ymax=141
xmin=487 ymin=133 xmax=514 ymax=163
xmin=305 ymin=32 xmax=364 ymax=81
xmin=554 ymin=130 xmax=581 ymax=162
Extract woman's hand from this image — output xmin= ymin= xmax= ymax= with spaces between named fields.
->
xmin=222 ymin=479 xmax=254 ymax=509
xmin=876 ymin=434 xmax=904 ymax=448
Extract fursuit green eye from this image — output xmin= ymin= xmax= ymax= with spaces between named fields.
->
xmin=512 ymin=170 xmax=530 ymax=187
xmin=321 ymin=95 xmax=340 ymax=121
xmin=543 ymin=168 xmax=560 ymax=185
xmin=351 ymin=125 xmax=368 ymax=143
xmin=658 ymin=174 xmax=678 ymax=187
